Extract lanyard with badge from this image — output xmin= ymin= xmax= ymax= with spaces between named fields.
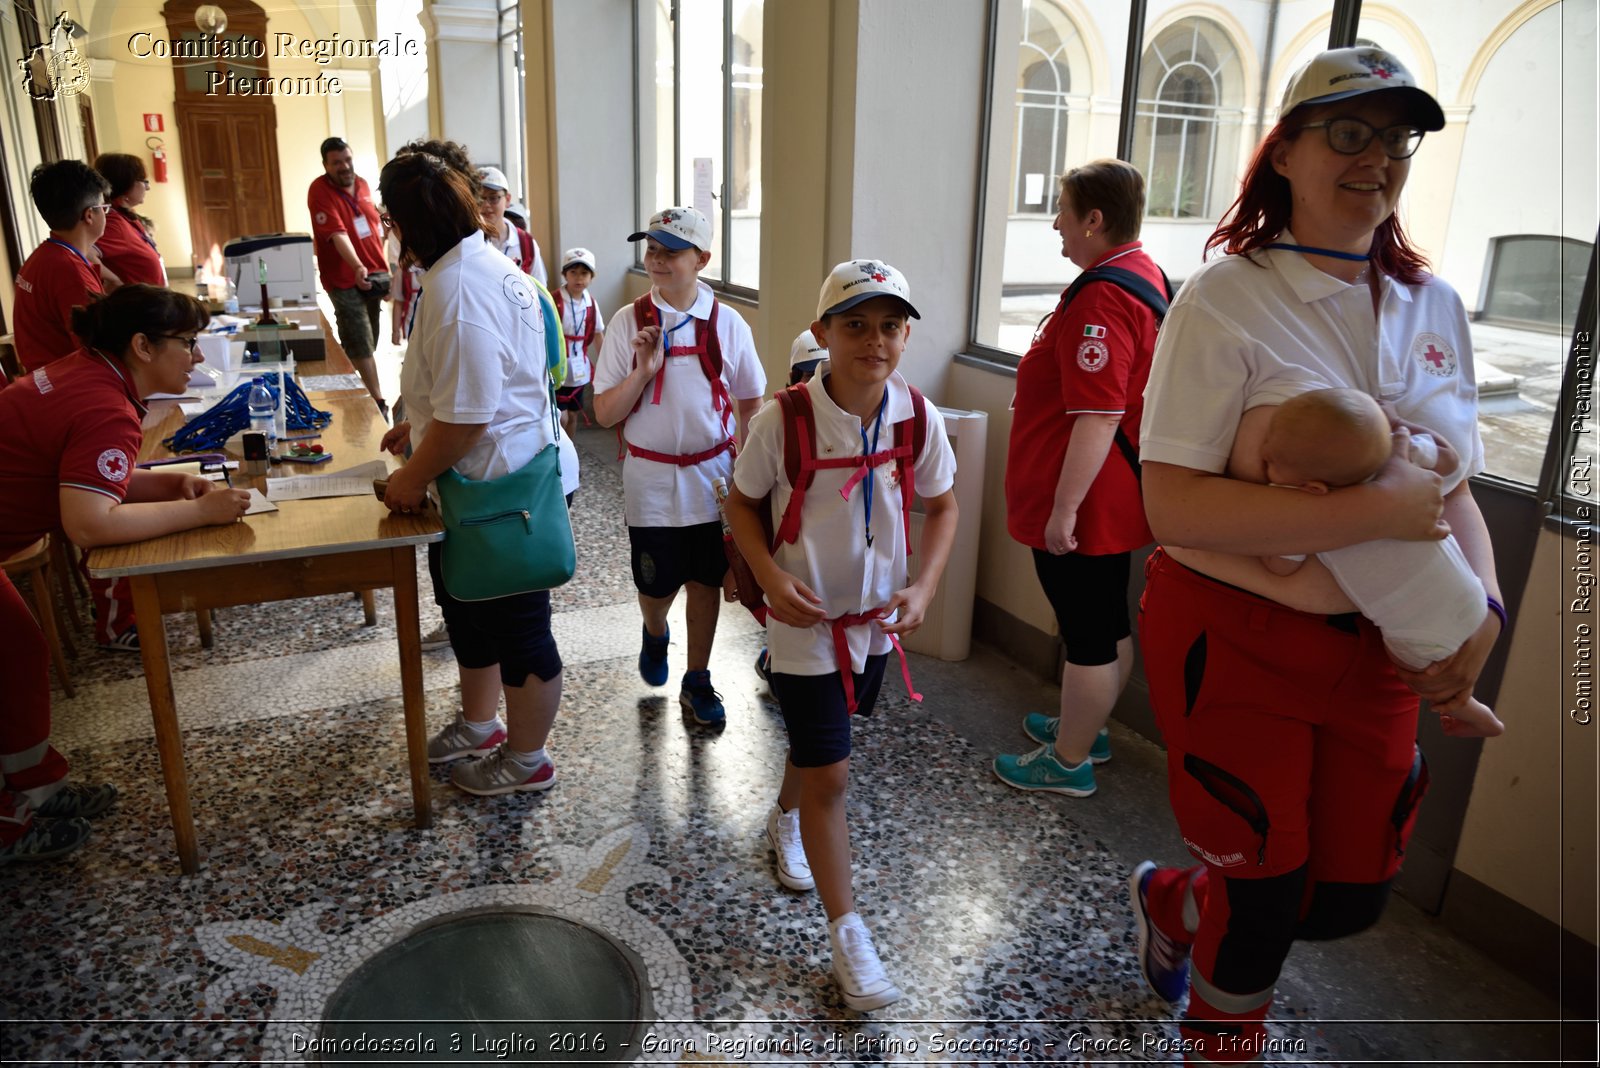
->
xmin=327 ymin=176 xmax=374 ymax=239
xmin=854 ymin=391 xmax=889 ymax=547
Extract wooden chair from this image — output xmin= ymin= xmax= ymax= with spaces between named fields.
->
xmin=3 ymin=536 xmax=75 ymax=697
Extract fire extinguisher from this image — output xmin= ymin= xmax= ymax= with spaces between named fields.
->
xmin=147 ymin=136 xmax=168 ymax=183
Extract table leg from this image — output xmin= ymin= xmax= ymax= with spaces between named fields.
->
xmin=131 ymin=575 xmax=199 ymax=874
xmin=195 ymin=608 xmax=214 ymax=649
xmin=390 ymin=547 xmax=432 ymax=829
xmin=360 ymin=590 xmax=377 ymax=626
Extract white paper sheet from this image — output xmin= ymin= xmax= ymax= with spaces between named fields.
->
xmin=264 ymin=459 xmax=389 ymax=502
xmin=243 ymin=489 xmax=278 ymax=515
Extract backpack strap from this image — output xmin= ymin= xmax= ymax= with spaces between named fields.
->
xmin=893 ymin=385 xmax=928 ymax=555
xmin=1053 ymin=265 xmax=1175 ymax=483
xmin=772 ymin=382 xmax=817 ymax=549
xmin=517 ymin=226 xmax=534 ymax=274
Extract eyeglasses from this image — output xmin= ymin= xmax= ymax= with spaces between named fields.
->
xmin=379 ymin=212 xmax=395 ymax=230
xmin=1300 ymin=118 xmax=1425 ymax=160
xmin=159 ymin=334 xmax=200 ymax=350
xmin=87 ymin=203 xmax=112 ymax=215
xmin=139 ymin=179 xmax=152 ymax=188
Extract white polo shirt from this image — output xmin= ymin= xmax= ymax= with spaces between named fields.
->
xmin=1141 ymin=231 xmax=1483 ymax=494
xmin=402 ymin=233 xmax=558 ymax=482
xmin=733 ymin=370 xmax=956 ymax=676
xmin=592 ymin=281 xmax=767 ymax=526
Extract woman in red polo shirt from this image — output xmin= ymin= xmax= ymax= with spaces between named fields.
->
xmin=92 ymin=153 xmax=167 ymax=288
xmin=992 ymin=159 xmax=1170 ymax=799
xmin=0 ymin=285 xmax=249 ymax=864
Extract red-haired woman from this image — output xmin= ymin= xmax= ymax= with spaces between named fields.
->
xmin=1130 ymin=48 xmax=1503 ymax=1064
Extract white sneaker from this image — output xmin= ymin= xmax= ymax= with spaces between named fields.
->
xmin=828 ymin=912 xmax=902 ymax=1011
xmin=426 ymin=717 xmax=506 ymax=763
xmin=420 ymin=624 xmax=453 ymax=653
xmin=765 ymin=804 xmax=814 ymax=891
xmin=450 ymin=746 xmax=556 ymax=797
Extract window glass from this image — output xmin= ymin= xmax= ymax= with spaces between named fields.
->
xmin=728 ymin=0 xmax=763 ymax=288
xmin=497 ymin=3 xmax=525 ymax=207
xmin=1357 ymin=1 xmax=1597 ymax=487
xmin=635 ymin=0 xmax=760 ymax=290
xmin=1132 ymin=18 xmax=1244 ymax=221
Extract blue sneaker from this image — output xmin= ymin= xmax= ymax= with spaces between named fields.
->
xmin=1129 ymin=861 xmax=1192 ymax=1003
xmin=1022 ymin=716 xmax=1112 ymax=764
xmin=638 ymin=624 xmax=670 ymax=686
xmin=755 ymin=647 xmax=772 ymax=686
xmin=680 ymin=669 xmax=725 ymax=726
xmin=992 ymin=743 xmax=1096 ymax=797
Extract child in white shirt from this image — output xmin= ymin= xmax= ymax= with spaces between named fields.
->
xmin=591 ymin=207 xmax=767 ymax=726
xmin=553 ymin=247 xmax=603 ymax=438
xmin=725 ymin=260 xmax=959 ymax=1011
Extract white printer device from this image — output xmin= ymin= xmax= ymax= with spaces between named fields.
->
xmin=223 ymin=233 xmax=316 ymax=310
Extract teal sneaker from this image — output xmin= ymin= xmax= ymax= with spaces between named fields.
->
xmin=639 ymin=624 xmax=670 ymax=686
xmin=993 ymin=743 xmax=1097 ymax=797
xmin=1021 ymin=715 xmax=1112 ymax=764
xmin=680 ymin=669 xmax=726 ymax=726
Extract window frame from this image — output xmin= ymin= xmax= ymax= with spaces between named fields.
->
xmin=497 ymin=1 xmax=526 ymax=206
xmin=631 ymin=0 xmax=760 ymax=301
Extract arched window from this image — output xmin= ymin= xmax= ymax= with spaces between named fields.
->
xmin=1012 ymin=0 xmax=1087 ymax=215
xmin=1133 ymin=17 xmax=1244 ymax=219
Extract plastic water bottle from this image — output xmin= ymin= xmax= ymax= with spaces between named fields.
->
xmin=247 ymin=376 xmax=276 ymax=449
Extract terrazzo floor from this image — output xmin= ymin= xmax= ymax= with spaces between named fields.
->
xmin=0 ymin=425 xmax=1571 ymax=1066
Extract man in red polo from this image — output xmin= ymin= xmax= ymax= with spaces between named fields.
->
xmin=307 ymin=136 xmax=390 ymax=418
xmin=12 ymin=160 xmax=108 ymax=373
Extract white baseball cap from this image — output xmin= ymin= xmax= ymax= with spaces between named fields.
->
xmin=789 ymin=328 xmax=828 ymax=372
xmin=816 ymin=259 xmax=920 ymax=320
xmin=627 ymin=206 xmax=712 ymax=252
xmin=1279 ymin=47 xmax=1444 ymax=132
xmin=561 ymin=247 xmax=597 ymax=273
xmin=477 ymin=166 xmax=511 ymax=192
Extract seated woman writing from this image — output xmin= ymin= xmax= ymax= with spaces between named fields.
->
xmin=0 ymin=284 xmax=250 ymax=863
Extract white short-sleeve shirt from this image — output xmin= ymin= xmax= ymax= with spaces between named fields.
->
xmin=592 ymin=281 xmax=767 ymax=526
xmin=559 ymin=288 xmax=601 ymax=388
xmin=401 ymin=233 xmax=558 ymax=482
xmin=733 ymin=370 xmax=957 ymax=675
xmin=1141 ymin=231 xmax=1483 ymax=495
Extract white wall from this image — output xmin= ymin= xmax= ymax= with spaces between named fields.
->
xmin=547 ymin=0 xmax=637 ymax=320
xmin=379 ymin=0 xmax=430 ymax=158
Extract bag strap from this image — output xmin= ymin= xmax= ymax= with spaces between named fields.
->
xmin=772 ymin=381 xmax=818 ymax=548
xmin=893 ymin=385 xmax=928 ymax=554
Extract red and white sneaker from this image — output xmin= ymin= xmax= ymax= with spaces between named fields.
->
xmin=451 ymin=747 xmax=556 ymax=797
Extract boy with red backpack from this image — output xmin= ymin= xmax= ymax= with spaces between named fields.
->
xmin=591 ymin=207 xmax=766 ymax=726
xmin=723 ymin=260 xmax=959 ymax=1011
xmin=553 ymin=247 xmax=603 ymax=438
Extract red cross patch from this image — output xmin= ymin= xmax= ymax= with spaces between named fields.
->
xmin=1411 ymin=332 xmax=1457 ymax=378
xmin=97 ymin=448 xmax=131 ymax=483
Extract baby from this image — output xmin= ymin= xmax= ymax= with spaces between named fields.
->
xmin=1235 ymin=387 xmax=1503 ymax=738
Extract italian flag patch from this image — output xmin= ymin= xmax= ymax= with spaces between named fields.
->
xmin=1083 ymin=324 xmax=1106 ymax=338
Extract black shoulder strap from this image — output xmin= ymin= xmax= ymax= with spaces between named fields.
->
xmin=1061 ymin=264 xmax=1175 ymax=322
xmin=1058 ymin=264 xmax=1177 ymax=484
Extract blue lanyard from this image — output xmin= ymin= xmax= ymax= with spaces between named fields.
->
xmin=664 ymin=313 xmax=695 ymax=348
xmin=859 ymin=390 xmax=887 ymax=547
xmin=46 ymin=237 xmax=93 ymax=271
xmin=1266 ymin=242 xmax=1369 ymax=262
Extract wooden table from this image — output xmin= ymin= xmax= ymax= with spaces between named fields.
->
xmin=88 ymin=391 xmax=442 ymax=874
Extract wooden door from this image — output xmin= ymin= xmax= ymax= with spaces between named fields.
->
xmin=176 ymin=101 xmax=284 ymax=269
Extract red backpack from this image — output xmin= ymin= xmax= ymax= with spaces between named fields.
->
xmin=619 ymin=293 xmax=734 ymax=465
xmin=725 ymin=379 xmax=929 ymax=616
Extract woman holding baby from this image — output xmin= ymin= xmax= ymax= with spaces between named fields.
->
xmin=1127 ymin=47 xmax=1506 ymax=1066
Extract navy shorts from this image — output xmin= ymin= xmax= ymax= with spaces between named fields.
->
xmin=770 ymin=653 xmax=890 ymax=768
xmin=1032 ymin=548 xmax=1132 ymax=666
xmin=427 ymin=542 xmax=562 ymax=687
xmin=629 ymin=521 xmax=728 ymax=597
